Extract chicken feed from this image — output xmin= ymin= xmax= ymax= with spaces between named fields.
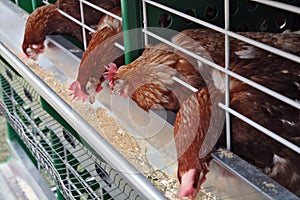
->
xmin=19 ymin=56 xmax=215 ymax=200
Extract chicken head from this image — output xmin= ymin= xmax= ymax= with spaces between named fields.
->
xmin=69 ymin=76 xmax=103 ymax=104
xmin=22 ymin=43 xmax=45 ymax=61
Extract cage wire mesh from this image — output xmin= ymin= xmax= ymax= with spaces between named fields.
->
xmin=135 ymin=0 xmax=300 ymax=197
xmin=142 ymin=0 xmax=300 ymax=153
xmin=0 ymin=62 xmax=142 ymax=200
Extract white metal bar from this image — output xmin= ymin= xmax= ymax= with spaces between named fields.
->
xmin=79 ymin=0 xmax=88 ymax=50
xmin=57 ymin=9 xmax=95 ymax=33
xmin=172 ymin=77 xmax=198 ymax=92
xmin=251 ymin=0 xmax=300 ymax=14
xmin=44 ymin=0 xmax=95 ymax=34
xmin=142 ymin=29 xmax=300 ymax=110
xmin=143 ymin=0 xmax=300 ymax=64
xmin=114 ymin=42 xmax=124 ymax=51
xmin=142 ymin=0 xmax=149 ymax=46
xmin=1 ymin=102 xmax=59 ymax=179
xmin=42 ymin=0 xmax=49 ymax=5
xmin=80 ymin=0 xmax=122 ymax=22
xmin=227 ymin=31 xmax=300 ymax=64
xmin=219 ymin=103 xmax=300 ymax=154
xmin=224 ymin=0 xmax=231 ymax=150
xmin=43 ymin=0 xmax=95 ymax=36
xmin=63 ymin=162 xmax=99 ymax=199
xmin=45 ymin=0 xmax=124 ymax=53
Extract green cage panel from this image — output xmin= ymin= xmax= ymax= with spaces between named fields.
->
xmin=121 ymin=0 xmax=300 ymax=63
xmin=9 ymin=0 xmax=41 ymax=13
xmin=141 ymin=0 xmax=300 ymax=32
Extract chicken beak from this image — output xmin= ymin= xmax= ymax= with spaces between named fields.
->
xmin=31 ymin=54 xmax=38 ymax=61
xmin=88 ymin=94 xmax=96 ymax=104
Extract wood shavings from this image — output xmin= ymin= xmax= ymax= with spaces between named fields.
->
xmin=262 ymin=181 xmax=276 ymax=188
xmin=218 ymin=149 xmax=234 ymax=159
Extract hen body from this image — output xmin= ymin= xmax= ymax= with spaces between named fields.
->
xmin=173 ymin=29 xmax=300 ymax=198
xmin=22 ymin=0 xmax=120 ymax=60
xmin=70 ymin=7 xmax=123 ymax=103
xmin=111 ymin=37 xmax=204 ymax=112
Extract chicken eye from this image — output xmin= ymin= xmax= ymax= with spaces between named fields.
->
xmin=26 ymin=48 xmax=32 ymax=54
xmin=114 ymin=79 xmax=124 ymax=87
xmin=86 ymin=81 xmax=94 ymax=93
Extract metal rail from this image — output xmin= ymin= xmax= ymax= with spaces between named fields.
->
xmin=251 ymin=0 xmax=300 ymax=14
xmin=0 ymin=41 xmax=167 ymax=200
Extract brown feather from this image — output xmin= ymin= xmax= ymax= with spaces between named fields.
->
xmin=112 ymin=40 xmax=204 ymax=112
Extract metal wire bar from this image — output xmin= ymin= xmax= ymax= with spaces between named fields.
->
xmin=16 ymin=108 xmax=51 ymax=151
xmin=143 ymin=0 xmax=300 ymax=64
xmin=142 ymin=29 xmax=300 ymax=110
xmin=80 ymin=0 xmax=122 ymax=22
xmin=49 ymin=128 xmax=139 ymax=199
xmin=224 ymin=0 xmax=231 ymax=150
xmin=41 ymin=1 xmax=96 ymax=33
xmin=58 ymin=9 xmax=96 ymax=33
xmin=0 ymin=102 xmax=60 ymax=179
xmin=7 ymin=112 xmax=56 ymax=172
xmin=142 ymin=0 xmax=149 ymax=46
xmin=227 ymin=31 xmax=300 ymax=64
xmin=64 ymin=162 xmax=101 ymax=199
xmin=42 ymin=0 xmax=125 ymax=59
xmin=79 ymin=0 xmax=88 ymax=50
xmin=172 ymin=77 xmax=198 ymax=92
xmin=69 ymin=181 xmax=101 ymax=200
xmin=251 ymin=0 xmax=300 ymax=14
xmin=114 ymin=42 xmax=125 ymax=51
xmin=218 ymin=103 xmax=300 ymax=154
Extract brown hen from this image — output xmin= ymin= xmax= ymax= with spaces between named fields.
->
xmin=173 ymin=29 xmax=300 ymax=198
xmin=109 ymin=37 xmax=204 ymax=112
xmin=70 ymin=7 xmax=123 ymax=103
xmin=22 ymin=0 xmax=120 ymax=60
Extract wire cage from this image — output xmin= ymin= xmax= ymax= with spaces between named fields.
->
xmin=121 ymin=0 xmax=300 ymax=198
xmin=0 ymin=60 xmax=142 ymax=200
xmin=2 ymin=0 xmax=300 ymax=199
xmin=122 ymin=0 xmax=300 ymax=62
xmin=129 ymin=1 xmax=300 ymax=128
